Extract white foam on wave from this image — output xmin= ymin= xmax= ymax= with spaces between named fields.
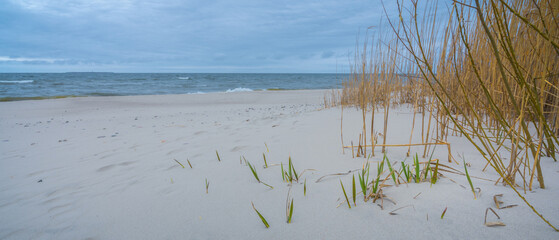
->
xmin=0 ymin=80 xmax=34 ymax=84
xmin=178 ymin=77 xmax=190 ymax=80
xmin=187 ymin=91 xmax=206 ymax=94
xmin=226 ymin=87 xmax=253 ymax=93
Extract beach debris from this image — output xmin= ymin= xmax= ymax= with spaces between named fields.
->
xmin=413 ymin=192 xmax=422 ymax=199
xmin=441 ymin=207 xmax=448 ymax=219
xmin=186 ymin=159 xmax=193 ymax=168
xmin=389 ymin=205 xmax=414 ymax=215
xmin=484 ymin=208 xmax=505 ymax=227
xmin=37 ymin=179 xmax=42 ymax=183
xmin=316 ymin=169 xmax=360 ymax=183
xmin=494 ymin=194 xmax=517 ymax=209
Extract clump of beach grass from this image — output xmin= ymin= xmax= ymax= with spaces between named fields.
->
xmin=357 ymin=162 xmax=370 ymax=201
xmin=281 ymin=156 xmax=299 ymax=183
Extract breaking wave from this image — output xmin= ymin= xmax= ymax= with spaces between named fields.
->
xmin=225 ymin=87 xmax=253 ymax=93
xmin=0 ymin=80 xmax=34 ymax=84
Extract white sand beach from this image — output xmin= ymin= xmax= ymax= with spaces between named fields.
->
xmin=1 ymin=90 xmax=558 ymax=239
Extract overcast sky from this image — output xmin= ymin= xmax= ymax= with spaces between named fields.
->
xmin=0 ymin=0 xmax=437 ymax=73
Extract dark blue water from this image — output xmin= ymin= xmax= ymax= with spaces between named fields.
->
xmin=0 ymin=73 xmax=344 ymax=99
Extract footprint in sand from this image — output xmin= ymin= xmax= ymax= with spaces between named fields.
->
xmin=97 ymin=164 xmax=116 ymax=172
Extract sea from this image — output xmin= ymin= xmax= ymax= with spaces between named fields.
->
xmin=0 ymin=73 xmax=345 ymax=101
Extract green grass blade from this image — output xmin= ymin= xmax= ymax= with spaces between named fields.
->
xmin=441 ymin=207 xmax=448 ymax=219
xmin=263 ymin=153 xmax=268 ymax=168
xmin=385 ymin=156 xmax=397 ymax=185
xmin=352 ymin=174 xmax=356 ymax=206
xmin=174 ymin=159 xmax=185 ymax=168
xmin=340 ymin=180 xmax=351 ymax=209
xmin=205 ymin=178 xmax=209 ymax=194
xmin=247 ymin=161 xmax=260 ymax=182
xmin=292 ymin=164 xmax=299 ymax=182
xmin=216 ymin=150 xmax=221 ymax=162
xmin=379 ymin=155 xmax=385 ymax=175
xmin=287 ymin=199 xmax=294 ymax=223
xmin=431 ymin=159 xmax=440 ymax=185
xmin=260 ymin=181 xmax=274 ymax=189
xmin=373 ymin=177 xmax=380 ymax=194
xmin=251 ymin=202 xmax=270 ymax=228
xmin=414 ymin=153 xmax=420 ymax=183
xmin=365 ymin=163 xmax=370 ymax=184
xmin=424 ymin=159 xmax=431 ymax=180
xmin=358 ymin=173 xmax=367 ymax=198
xmin=288 ymin=157 xmax=293 ymax=181
xmin=304 ymin=179 xmax=307 ymax=196
xmin=464 ymin=160 xmax=476 ymax=199
xmin=281 ymin=163 xmax=285 ymax=181
xmin=401 ymin=162 xmax=410 ymax=183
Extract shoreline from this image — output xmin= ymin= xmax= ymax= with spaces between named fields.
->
xmin=0 ymin=88 xmax=337 ymax=102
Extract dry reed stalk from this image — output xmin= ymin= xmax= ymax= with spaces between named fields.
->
xmin=390 ymin=0 xmax=557 ymax=230
xmin=344 ymin=142 xmax=454 ymax=162
xmin=335 ymin=0 xmax=558 ymax=230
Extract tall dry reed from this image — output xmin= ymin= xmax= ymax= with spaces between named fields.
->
xmin=331 ymin=0 xmax=559 ymax=230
